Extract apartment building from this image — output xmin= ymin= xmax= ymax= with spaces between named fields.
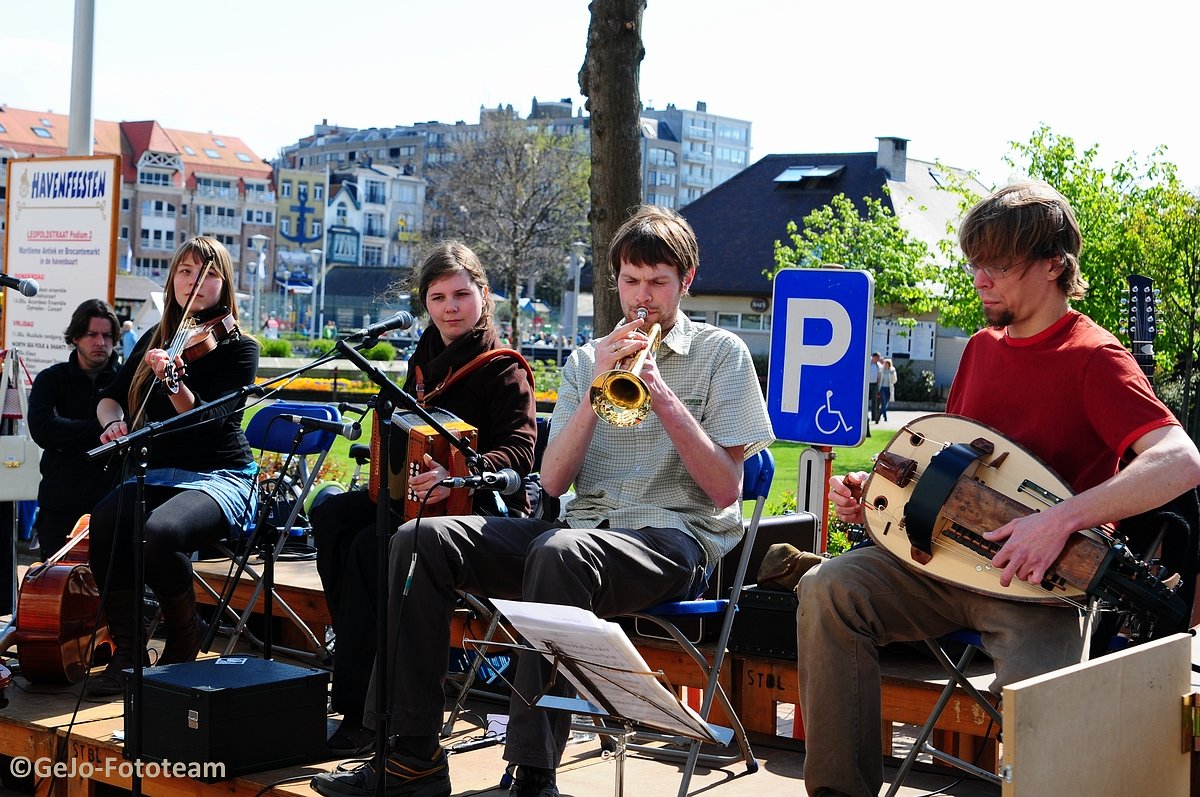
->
xmin=281 ymin=98 xmax=750 ymax=210
xmin=640 ymin=101 xmax=752 ymax=209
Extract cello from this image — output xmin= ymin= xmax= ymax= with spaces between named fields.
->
xmin=0 ymin=515 xmax=114 ymax=684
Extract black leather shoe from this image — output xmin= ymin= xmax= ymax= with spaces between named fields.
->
xmin=327 ymin=722 xmax=374 ymax=757
xmin=311 ymin=748 xmax=450 ymax=797
xmin=509 ymin=765 xmax=559 ymax=797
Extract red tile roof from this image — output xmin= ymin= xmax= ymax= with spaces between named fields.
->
xmin=0 ymin=105 xmax=269 ymax=186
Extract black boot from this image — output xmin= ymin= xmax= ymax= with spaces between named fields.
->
xmin=85 ymin=590 xmax=144 ymax=697
xmin=157 ymin=588 xmax=206 ymax=665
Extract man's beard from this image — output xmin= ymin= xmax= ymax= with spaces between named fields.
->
xmin=985 ymin=307 xmax=1014 ymax=329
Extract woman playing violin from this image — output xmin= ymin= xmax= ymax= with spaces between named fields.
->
xmin=86 ymin=236 xmax=259 ymax=697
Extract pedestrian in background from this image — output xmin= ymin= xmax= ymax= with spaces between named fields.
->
xmin=878 ymin=357 xmax=897 ymax=422
xmin=120 ymin=320 xmax=138 ymax=363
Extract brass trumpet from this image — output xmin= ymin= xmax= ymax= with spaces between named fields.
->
xmin=590 ymin=308 xmax=662 ymax=427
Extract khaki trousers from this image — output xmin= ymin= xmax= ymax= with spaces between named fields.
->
xmin=796 ymin=546 xmax=1083 ymax=797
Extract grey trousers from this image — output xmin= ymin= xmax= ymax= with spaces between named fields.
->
xmin=363 ymin=514 xmax=707 ymax=770
xmin=796 ymin=546 xmax=1084 ymax=797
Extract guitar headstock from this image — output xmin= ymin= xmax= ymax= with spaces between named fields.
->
xmin=1120 ymin=274 xmax=1158 ymax=378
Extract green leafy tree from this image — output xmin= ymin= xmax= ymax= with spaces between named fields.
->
xmin=433 ymin=113 xmax=590 ymax=343
xmin=767 ymin=193 xmax=942 ymax=325
xmin=1004 ymin=128 xmax=1200 ymax=377
xmin=938 ymin=125 xmax=1200 ymax=431
xmin=1151 ymin=194 xmax=1200 ymax=432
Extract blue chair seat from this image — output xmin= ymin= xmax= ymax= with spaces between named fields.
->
xmin=639 ymin=599 xmax=730 ymax=618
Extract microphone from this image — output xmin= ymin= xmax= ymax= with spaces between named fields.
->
xmin=0 ymin=274 xmax=39 ymax=297
xmin=280 ymin=414 xmax=362 ymax=441
xmin=346 ymin=311 xmax=415 ymax=341
xmin=440 ymin=468 xmax=523 ymax=496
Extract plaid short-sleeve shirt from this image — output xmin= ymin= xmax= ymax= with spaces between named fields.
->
xmin=550 ymin=316 xmax=774 ymax=566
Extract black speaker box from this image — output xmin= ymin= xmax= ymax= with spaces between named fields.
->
xmin=729 ymin=586 xmax=800 ymax=659
xmin=124 ymin=657 xmax=328 ymax=781
xmin=627 ymin=511 xmax=819 ymax=644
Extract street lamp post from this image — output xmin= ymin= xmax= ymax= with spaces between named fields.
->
xmin=310 ymin=247 xmax=326 ymax=340
xmin=248 ymin=234 xmax=270 ymax=333
xmin=568 ymin=241 xmax=586 ymax=349
xmin=277 ymin=268 xmax=291 ymax=329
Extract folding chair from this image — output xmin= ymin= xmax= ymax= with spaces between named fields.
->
xmin=883 ymin=630 xmax=1002 ymax=796
xmin=621 ymin=447 xmax=775 ymax=796
xmin=194 ymin=401 xmax=341 ymax=664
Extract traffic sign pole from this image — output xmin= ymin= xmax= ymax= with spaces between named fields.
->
xmin=768 ymin=267 xmax=874 ymax=554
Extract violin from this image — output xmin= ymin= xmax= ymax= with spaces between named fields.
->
xmin=0 ymin=515 xmax=114 ymax=684
xmin=163 ymin=305 xmax=239 ymax=392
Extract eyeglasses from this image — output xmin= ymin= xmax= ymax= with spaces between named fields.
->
xmin=961 ymin=261 xmax=1019 ymax=280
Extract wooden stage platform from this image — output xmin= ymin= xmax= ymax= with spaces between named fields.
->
xmin=0 ymin=554 xmax=1008 ymax=796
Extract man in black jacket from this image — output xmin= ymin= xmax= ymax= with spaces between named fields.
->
xmin=27 ymin=299 xmax=122 ymax=557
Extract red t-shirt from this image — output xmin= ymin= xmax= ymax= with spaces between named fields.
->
xmin=946 ymin=310 xmax=1177 ymax=494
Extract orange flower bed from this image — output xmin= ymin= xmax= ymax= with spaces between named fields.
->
xmin=256 ymin=375 xmax=559 ymax=404
xmin=255 ymin=375 xmax=377 ymax=395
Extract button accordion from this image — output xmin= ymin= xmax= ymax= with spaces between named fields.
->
xmin=369 ymin=407 xmax=479 ymax=521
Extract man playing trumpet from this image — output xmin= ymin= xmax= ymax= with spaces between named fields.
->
xmin=311 ymin=204 xmax=774 ymax=797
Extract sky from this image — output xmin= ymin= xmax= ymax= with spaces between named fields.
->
xmin=3 ymin=0 xmax=1199 ymax=192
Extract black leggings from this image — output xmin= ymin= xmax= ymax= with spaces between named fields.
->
xmin=88 ymin=483 xmax=227 ymax=598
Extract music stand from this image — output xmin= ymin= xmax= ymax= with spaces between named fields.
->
xmin=483 ymin=599 xmax=733 ymax=797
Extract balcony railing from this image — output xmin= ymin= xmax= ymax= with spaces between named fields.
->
xmin=199 ymin=215 xmax=241 ymax=231
xmin=139 ymin=238 xmax=177 ymax=251
xmin=195 ymin=185 xmax=237 ymax=200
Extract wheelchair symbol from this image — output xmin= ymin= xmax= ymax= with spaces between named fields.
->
xmin=814 ymin=390 xmax=854 ymax=435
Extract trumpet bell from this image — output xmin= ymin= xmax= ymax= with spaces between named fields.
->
xmin=590 ymin=316 xmax=662 ymax=427
xmin=590 ymin=370 xmax=652 ymax=427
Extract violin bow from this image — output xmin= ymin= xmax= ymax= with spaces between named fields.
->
xmin=130 ymin=254 xmax=218 ymax=427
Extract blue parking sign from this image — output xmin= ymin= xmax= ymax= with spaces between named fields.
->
xmin=767 ymin=268 xmax=874 ymax=446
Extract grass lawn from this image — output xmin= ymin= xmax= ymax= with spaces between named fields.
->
xmin=765 ymin=436 xmax=886 ymax=510
xmin=243 ymin=402 xmax=888 ymax=515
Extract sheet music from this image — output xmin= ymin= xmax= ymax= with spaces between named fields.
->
xmin=490 ymin=599 xmax=719 ymax=742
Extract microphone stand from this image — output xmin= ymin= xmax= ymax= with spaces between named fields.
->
xmin=331 ymin=338 xmax=483 ymax=797
xmin=335 ymin=337 xmax=484 ymax=470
